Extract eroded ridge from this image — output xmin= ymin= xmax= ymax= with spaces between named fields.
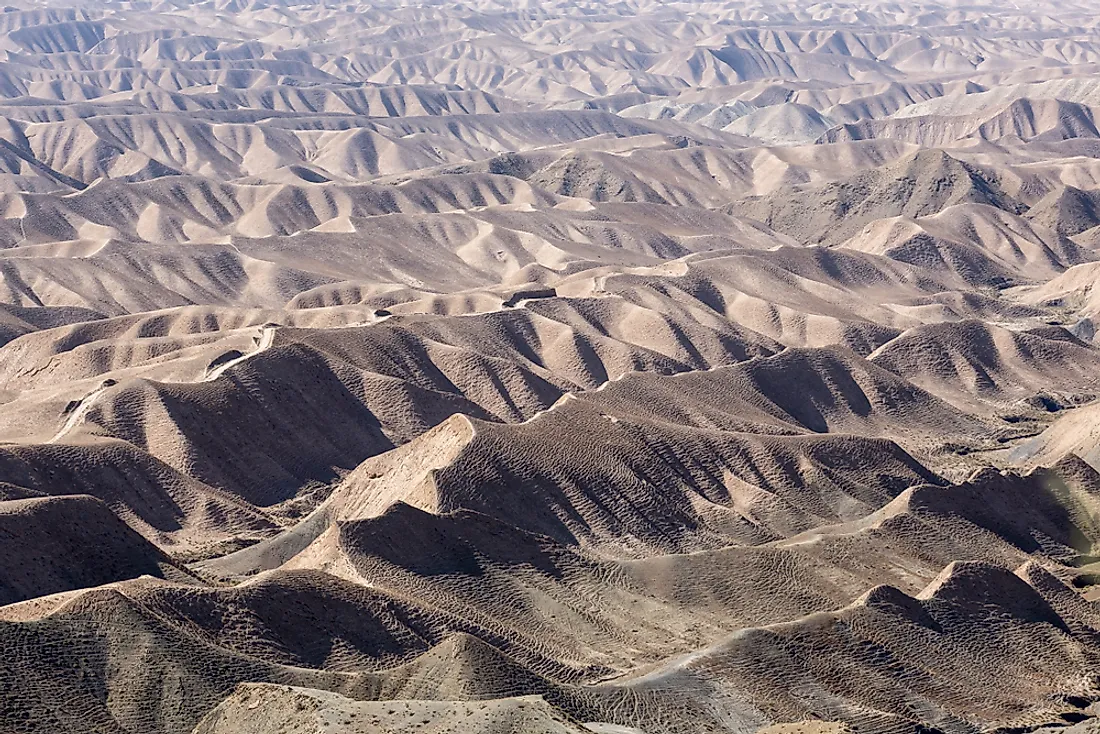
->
xmin=3 ymin=0 xmax=1100 ymax=732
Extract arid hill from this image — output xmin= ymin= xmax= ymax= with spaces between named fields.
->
xmin=3 ymin=0 xmax=1100 ymax=733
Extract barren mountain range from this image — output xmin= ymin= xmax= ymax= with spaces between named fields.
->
xmin=2 ymin=0 xmax=1100 ymax=732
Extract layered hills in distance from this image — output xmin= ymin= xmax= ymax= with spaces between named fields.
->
xmin=3 ymin=0 xmax=1100 ymax=732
